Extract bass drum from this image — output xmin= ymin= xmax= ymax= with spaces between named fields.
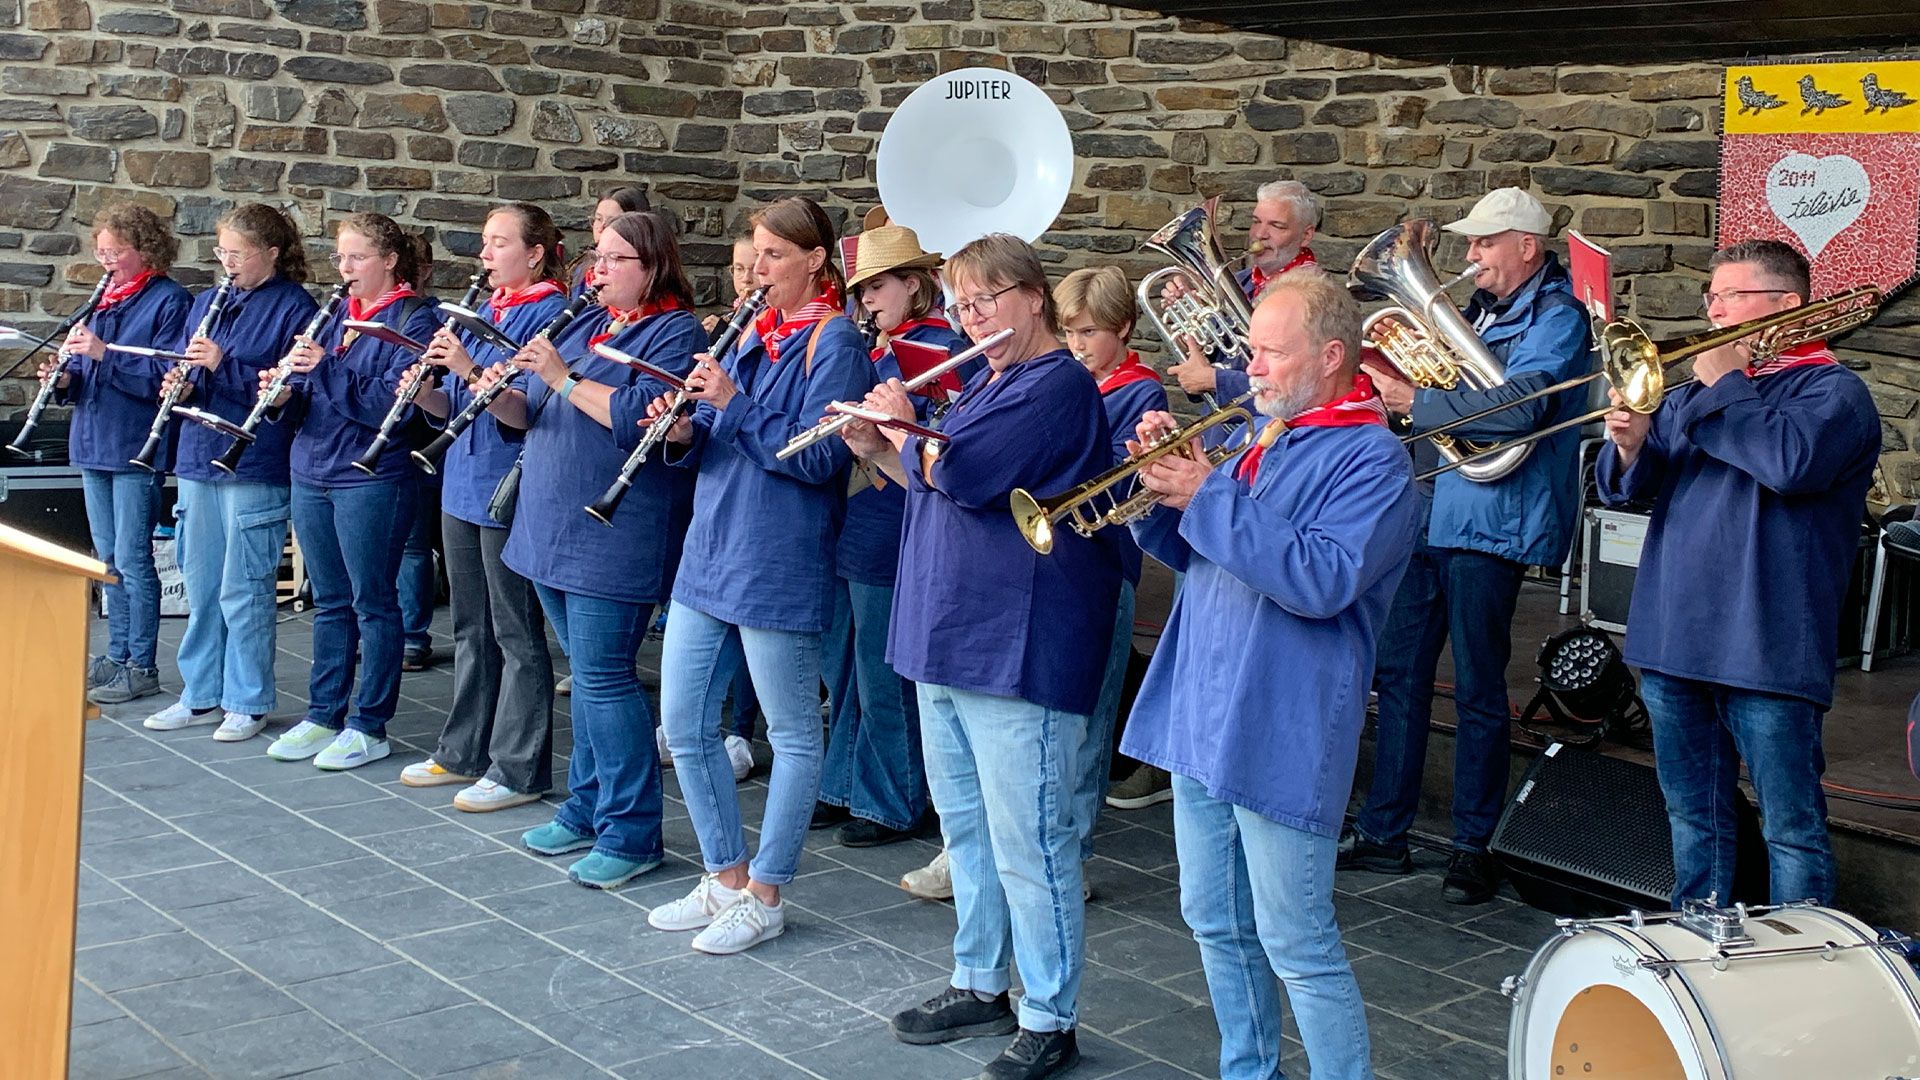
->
xmin=1507 ymin=901 xmax=1920 ymax=1079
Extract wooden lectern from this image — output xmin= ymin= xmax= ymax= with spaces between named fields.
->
xmin=0 ymin=523 xmax=113 ymax=1078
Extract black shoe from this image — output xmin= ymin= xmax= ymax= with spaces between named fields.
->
xmin=890 ymin=986 xmax=1017 ymax=1046
xmin=401 ymin=645 xmax=434 ymax=672
xmin=809 ymin=801 xmax=851 ymax=830
xmin=837 ymin=817 xmax=915 ymax=848
xmin=981 ymin=1028 xmax=1078 ymax=1080
xmin=1443 ymin=848 xmax=1499 ymax=905
xmin=1337 ymin=830 xmax=1412 ymax=875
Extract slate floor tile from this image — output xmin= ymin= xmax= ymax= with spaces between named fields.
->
xmin=698 ymin=983 xmax=872 ymax=1055
xmin=227 ymin=924 xmax=401 ymax=986
xmin=306 ymin=796 xmax=451 ymax=837
xmin=331 ymin=884 xmax=493 ymax=940
xmin=74 ymin=897 xmax=180 ymax=949
xmin=411 ymin=848 xmax=571 ymax=897
xmin=1416 ymin=989 xmax=1512 ymax=1048
xmin=84 ymin=832 xmax=224 ymax=879
xmin=273 ymin=855 xmax=425 ymax=906
xmin=81 ymin=805 xmax=176 ymax=846
xmin=359 ymin=822 xmax=510 ymax=867
xmin=479 ymin=880 xmax=643 ymax=934
xmin=550 ymin=915 xmax=703 ymax=972
xmin=119 ymin=860 xmax=275 ymax=913
xmin=77 ymin=932 xmax=236 ymax=994
xmin=67 ymin=1016 xmax=195 ymax=1080
xmin=585 ymin=950 xmax=782 ymax=1014
xmin=113 ymin=969 xmax=306 ymax=1036
xmin=616 ymin=1039 xmax=815 ymax=1078
xmin=1075 ymin=962 xmax=1198 ymax=1037
xmin=288 ymin=961 xmax=476 ymax=1027
xmin=1346 ymin=911 xmax=1512 ymax=971
xmin=170 ymin=893 xmax=347 ymax=949
xmin=1084 ymin=923 xmax=1203 ymax=979
xmin=69 ymin=981 xmax=128 ymax=1028
xmin=762 ymin=939 xmax=948 ymax=996
xmin=456 ymin=954 xmax=644 ymax=1020
xmin=1390 ymin=1035 xmax=1507 ymax=1079
xmin=395 ymin=919 xmax=569 ymax=980
xmin=787 ymin=1024 xmax=982 ymax=1080
xmin=440 ymin=1046 xmax=616 ymax=1079
xmin=1349 ymin=954 xmax=1483 ymax=1019
xmin=172 ymin=1015 xmax=378 ymax=1079
xmin=361 ymin=1002 xmax=552 ymax=1075
xmin=840 ymin=896 xmax=959 ymax=958
xmin=530 ymin=992 xmax=724 ymax=1068
xmin=1101 ymin=1005 xmax=1219 ymax=1077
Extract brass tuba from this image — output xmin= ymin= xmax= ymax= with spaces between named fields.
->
xmin=1137 ymin=197 xmax=1258 ymax=408
xmin=1350 ymin=219 xmax=1532 ymax=482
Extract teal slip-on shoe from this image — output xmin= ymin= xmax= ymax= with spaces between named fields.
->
xmin=522 ymin=821 xmax=595 ymax=856
xmin=568 ymin=852 xmax=662 ymax=890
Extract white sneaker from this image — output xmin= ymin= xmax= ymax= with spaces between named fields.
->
xmin=691 ymin=891 xmax=784 ymax=955
xmin=901 ymin=849 xmax=953 ymax=900
xmin=647 ymin=873 xmax=743 ymax=932
xmin=266 ymin=720 xmax=336 ymax=761
xmin=143 ymin=701 xmax=218 ymax=731
xmin=212 ymin=712 xmax=266 ymax=742
xmin=656 ymin=726 xmax=672 ymax=770
xmin=400 ymin=758 xmax=478 ymax=787
xmin=313 ymin=729 xmax=391 ymax=771
xmin=725 ymin=734 xmax=753 ymax=781
xmin=453 ymin=778 xmax=540 ymax=813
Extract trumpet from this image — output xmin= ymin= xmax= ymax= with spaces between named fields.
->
xmin=6 ymin=275 xmax=113 ymax=458
xmin=128 ymin=275 xmax=235 ymax=471
xmin=353 ymin=267 xmax=487 ymax=475
xmin=583 ymin=287 xmax=768 ymax=526
xmin=775 ymin=325 xmax=1011 ymax=462
xmin=1011 ymin=391 xmax=1255 ymax=554
xmin=412 ymin=286 xmax=598 ymax=474
xmin=1414 ymin=285 xmax=1882 ymax=481
xmin=182 ymin=284 xmax=349 ymax=475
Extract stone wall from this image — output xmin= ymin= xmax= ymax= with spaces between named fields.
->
xmin=1 ymin=0 xmax=1915 ymax=491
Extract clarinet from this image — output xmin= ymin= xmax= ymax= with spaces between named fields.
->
xmin=207 ymin=284 xmax=348 ymax=475
xmin=129 ymin=275 xmax=235 ymax=471
xmin=411 ymin=286 xmax=597 ymax=475
xmin=351 ymin=268 xmax=487 ymax=475
xmin=583 ymin=287 xmax=768 ymax=526
xmin=5 ymin=275 xmax=113 ymax=458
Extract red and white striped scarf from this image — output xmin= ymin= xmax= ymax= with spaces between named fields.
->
xmin=755 ymin=285 xmax=843 ymax=362
xmin=94 ymin=270 xmax=158 ymax=313
xmin=1235 ymin=371 xmax=1389 ymax=485
xmin=589 ymin=295 xmax=687 ymax=351
xmin=340 ymin=283 xmax=416 ymax=352
xmin=489 ymin=280 xmax=563 ymax=321
xmin=1746 ymin=339 xmax=1837 ymax=379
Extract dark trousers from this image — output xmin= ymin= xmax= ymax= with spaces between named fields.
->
xmin=435 ymin=512 xmax=555 ymax=795
xmin=1355 ymin=545 xmax=1526 ymax=853
xmin=291 ymin=479 xmax=413 ymax=737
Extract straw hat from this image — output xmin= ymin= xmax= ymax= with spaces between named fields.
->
xmin=846 ymin=208 xmax=941 ymax=289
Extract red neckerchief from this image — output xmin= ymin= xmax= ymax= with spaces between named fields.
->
xmin=489 ymin=280 xmax=563 ymax=321
xmin=589 ymin=295 xmax=686 ymax=350
xmin=873 ymin=314 xmax=952 ymax=361
xmin=340 ymin=283 xmax=416 ymax=352
xmin=95 ymin=270 xmax=158 ymax=313
xmin=1247 ymin=246 xmax=1316 ymax=297
xmin=1234 ymin=371 xmax=1389 ymax=485
xmin=1747 ymin=338 xmax=1837 ymax=378
xmin=755 ymin=285 xmax=843 ymax=362
xmin=1098 ymin=352 xmax=1161 ymax=394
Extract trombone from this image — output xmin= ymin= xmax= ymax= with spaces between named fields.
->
xmin=1410 ymin=286 xmax=1881 ymax=481
xmin=1012 ymin=391 xmax=1255 ymax=554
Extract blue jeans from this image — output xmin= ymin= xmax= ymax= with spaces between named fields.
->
xmin=1641 ymin=671 xmax=1835 ymax=906
xmin=1075 ymin=578 xmax=1134 ymax=859
xmin=1174 ymin=773 xmax=1372 ymax=1080
xmin=82 ymin=468 xmax=162 ymax=671
xmin=1354 ymin=546 xmax=1524 ymax=853
xmin=660 ymin=600 xmax=822 ymax=886
xmin=290 ymin=480 xmax=412 ymax=737
xmin=920 ymin=681 xmax=1087 ymax=1033
xmin=820 ymin=578 xmax=925 ymax=831
xmin=538 ymin=584 xmax=662 ymax=863
xmin=398 ymin=479 xmax=439 ymax=651
xmin=174 ymin=479 xmax=289 ymax=715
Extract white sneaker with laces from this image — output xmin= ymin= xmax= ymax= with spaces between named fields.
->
xmin=453 ymin=778 xmax=540 ymax=813
xmin=647 ymin=873 xmax=743 ymax=932
xmin=313 ymin=729 xmax=390 ymax=771
xmin=724 ymin=734 xmax=753 ymax=781
xmin=144 ymin=701 xmax=218 ymax=731
xmin=691 ymin=891 xmax=785 ymax=955
xmin=656 ymin=725 xmax=672 ymax=770
xmin=213 ymin=711 xmax=266 ymax=742
xmin=900 ymin=849 xmax=953 ymax=900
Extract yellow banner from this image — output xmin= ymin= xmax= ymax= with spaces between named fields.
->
xmin=1726 ymin=61 xmax=1920 ymax=135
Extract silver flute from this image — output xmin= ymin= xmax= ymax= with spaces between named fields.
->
xmin=773 ymin=327 xmax=1011 ymax=461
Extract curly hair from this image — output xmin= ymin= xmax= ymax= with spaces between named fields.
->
xmin=93 ymin=203 xmax=177 ymax=273
xmin=217 ymin=203 xmax=308 ymax=284
xmin=337 ymin=212 xmax=419 ymax=287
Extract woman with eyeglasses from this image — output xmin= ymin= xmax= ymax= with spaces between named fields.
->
xmin=840 ymin=233 xmax=1119 ymax=1080
xmin=257 ymin=212 xmax=441 ymax=771
xmin=642 ymin=196 xmax=874 ymax=954
xmin=41 ymin=203 xmax=192 ymax=708
xmin=464 ymin=211 xmax=703 ymax=890
xmin=570 ymin=185 xmax=650 ymax=298
xmin=137 ymin=205 xmax=318 ymax=743
xmin=396 ymin=202 xmax=569 ymax=814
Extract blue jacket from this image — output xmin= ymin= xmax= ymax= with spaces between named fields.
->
xmin=1123 ymin=422 xmax=1419 ymax=836
xmin=836 ymin=320 xmax=975 ymax=587
xmin=889 ymin=350 xmax=1122 ymax=716
xmin=1098 ymin=366 xmax=1170 ymax=586
xmin=663 ymin=315 xmax=875 ymax=633
xmin=1411 ymin=253 xmax=1592 ymax=566
xmin=277 ymin=294 xmax=443 ymax=488
xmin=171 ymin=277 xmax=316 ymax=485
xmin=437 ymin=295 xmax=569 ymax=528
xmin=60 ymin=276 xmax=192 ymax=472
xmin=1596 ymin=360 xmax=1879 ymax=708
xmin=504 ymin=307 xmax=704 ymax=605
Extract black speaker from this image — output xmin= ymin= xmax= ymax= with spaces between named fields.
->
xmin=1489 ymin=742 xmax=1769 ymax=917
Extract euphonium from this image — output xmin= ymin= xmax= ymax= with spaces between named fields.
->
xmin=1349 ymin=219 xmax=1529 ymax=482
xmin=1136 ymin=197 xmax=1256 ymax=409
xmin=1011 ymin=391 xmax=1255 ymax=555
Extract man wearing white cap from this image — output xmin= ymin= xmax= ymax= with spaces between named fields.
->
xmin=1346 ymin=187 xmax=1595 ymax=905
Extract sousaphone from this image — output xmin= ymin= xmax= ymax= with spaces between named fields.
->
xmin=876 ymin=67 xmax=1074 ymax=254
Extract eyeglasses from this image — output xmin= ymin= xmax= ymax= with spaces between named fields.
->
xmin=327 ymin=252 xmax=375 ymax=268
xmin=1701 ymin=288 xmax=1788 ymax=309
xmin=93 ymin=248 xmax=128 ymax=262
xmin=945 ymin=284 xmax=1018 ymax=324
xmin=212 ymin=247 xmax=261 ymax=262
xmin=591 ymin=251 xmax=643 ymax=268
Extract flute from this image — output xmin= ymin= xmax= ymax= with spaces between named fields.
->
xmin=5 ymin=275 xmax=113 ymax=458
xmin=127 ymin=275 xmax=235 ymax=471
xmin=773 ymin=327 xmax=1011 ymax=461
xmin=351 ymin=267 xmax=487 ymax=475
xmin=182 ymin=283 xmax=348 ymax=475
